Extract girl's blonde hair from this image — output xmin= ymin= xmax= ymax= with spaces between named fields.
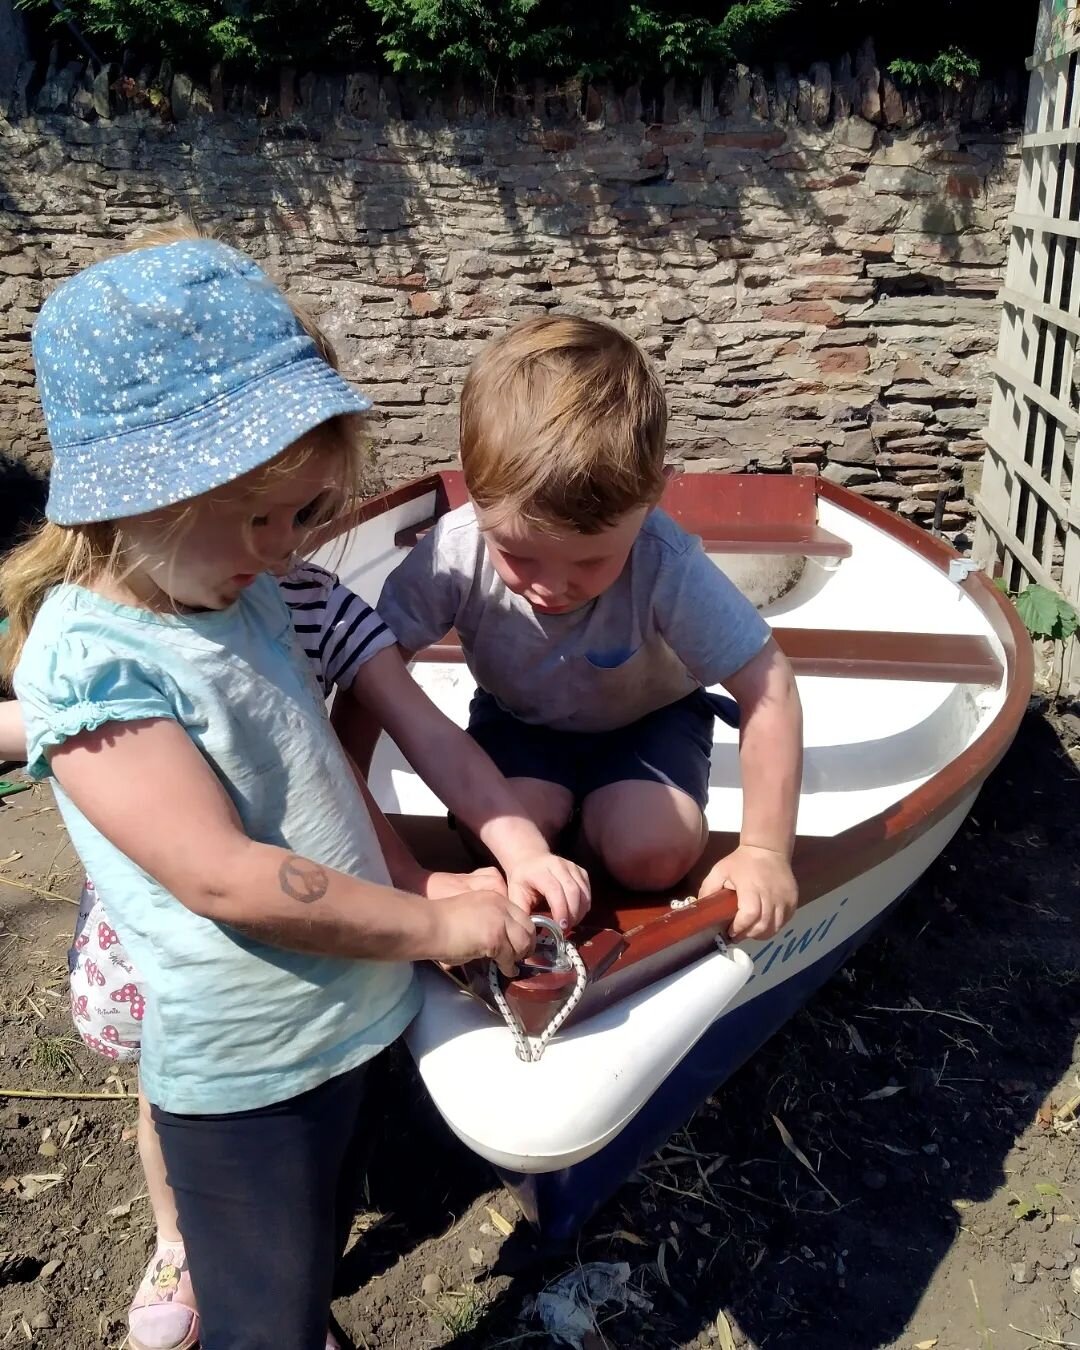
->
xmin=0 ymin=221 xmax=367 ymax=678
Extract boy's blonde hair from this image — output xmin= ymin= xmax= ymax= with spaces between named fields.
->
xmin=0 ymin=222 xmax=365 ymax=677
xmin=460 ymin=315 xmax=668 ymax=534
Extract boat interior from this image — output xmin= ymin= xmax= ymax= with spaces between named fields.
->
xmin=318 ymin=471 xmax=1022 ymax=1031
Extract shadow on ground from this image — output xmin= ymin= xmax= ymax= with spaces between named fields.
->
xmin=340 ymin=705 xmax=1080 ymax=1350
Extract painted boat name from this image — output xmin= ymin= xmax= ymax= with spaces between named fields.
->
xmin=746 ymin=897 xmax=848 ymax=983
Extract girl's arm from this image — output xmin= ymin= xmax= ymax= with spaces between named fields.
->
xmin=339 ymin=647 xmax=591 ymax=930
xmin=49 ymin=718 xmax=534 ymax=975
xmin=698 ymin=639 xmax=803 ymax=940
xmin=0 ymin=701 xmax=27 ymax=762
xmin=343 ymin=746 xmax=507 ymax=902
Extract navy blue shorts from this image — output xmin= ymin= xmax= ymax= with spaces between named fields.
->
xmin=467 ymin=689 xmax=737 ymax=812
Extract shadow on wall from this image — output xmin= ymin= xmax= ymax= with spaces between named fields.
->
xmin=0 ymin=452 xmax=46 ymax=564
xmin=0 ymin=48 xmax=1021 ymax=532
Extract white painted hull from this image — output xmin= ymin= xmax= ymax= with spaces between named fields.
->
xmin=404 ymin=796 xmax=974 ymax=1173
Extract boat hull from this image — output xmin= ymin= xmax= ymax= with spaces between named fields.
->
xmin=408 ymin=795 xmax=975 ymax=1239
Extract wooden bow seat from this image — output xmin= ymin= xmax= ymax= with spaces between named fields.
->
xmin=393 ymin=471 xmax=851 ymax=560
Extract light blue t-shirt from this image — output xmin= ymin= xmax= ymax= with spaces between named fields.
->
xmin=15 ymin=575 xmax=419 ymax=1115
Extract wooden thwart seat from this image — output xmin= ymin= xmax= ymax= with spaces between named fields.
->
xmin=389 ymin=472 xmax=999 ymax=684
xmin=414 ymin=627 xmax=1002 ymax=684
xmin=775 ymin=629 xmax=1002 ymax=684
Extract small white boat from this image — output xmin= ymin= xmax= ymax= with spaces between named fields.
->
xmin=319 ymin=470 xmax=1031 ymax=1239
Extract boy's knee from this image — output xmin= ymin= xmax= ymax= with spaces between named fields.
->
xmin=583 ymin=783 xmax=705 ymax=890
xmin=599 ymin=837 xmax=701 ymax=892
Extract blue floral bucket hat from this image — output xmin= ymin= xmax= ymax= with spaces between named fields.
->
xmin=32 ymin=239 xmax=373 ymax=525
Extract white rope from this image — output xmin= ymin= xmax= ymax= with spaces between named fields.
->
xmin=488 ymin=923 xmax=588 ymax=1063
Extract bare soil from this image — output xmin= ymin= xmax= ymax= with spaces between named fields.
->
xmin=0 ymin=702 xmax=1077 ymax=1350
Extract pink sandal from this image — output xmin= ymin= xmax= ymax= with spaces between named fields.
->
xmin=127 ymin=1240 xmax=200 ymax=1350
xmin=126 ymin=1237 xmax=342 ymax=1350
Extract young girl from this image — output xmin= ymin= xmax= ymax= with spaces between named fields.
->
xmin=0 ymin=234 xmax=588 ymax=1350
xmin=0 ymin=547 xmax=572 ymax=1350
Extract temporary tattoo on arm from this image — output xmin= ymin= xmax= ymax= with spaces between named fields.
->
xmin=279 ymin=855 xmax=329 ymax=905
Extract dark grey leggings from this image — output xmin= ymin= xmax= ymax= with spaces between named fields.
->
xmin=151 ymin=1063 xmax=368 ymax=1350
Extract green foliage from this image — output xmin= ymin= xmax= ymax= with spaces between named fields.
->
xmin=887 ymin=45 xmax=980 ymax=88
xmin=1014 ymin=583 xmax=1080 ymax=645
xmin=18 ymin=0 xmax=377 ymax=70
xmin=365 ymin=0 xmax=569 ymax=85
xmin=432 ymin=1286 xmax=487 ymax=1336
xmin=15 ymin=0 xmax=1027 ymax=85
xmin=363 ymin=0 xmax=797 ymax=85
xmin=32 ymin=1035 xmax=79 ymax=1077
xmin=604 ymin=1 xmax=798 ymax=79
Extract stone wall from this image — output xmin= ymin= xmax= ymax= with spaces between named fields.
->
xmin=0 ymin=48 xmax=1023 ymax=537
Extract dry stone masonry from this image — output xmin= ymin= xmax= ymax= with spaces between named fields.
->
xmin=0 ymin=44 xmax=1024 ymax=535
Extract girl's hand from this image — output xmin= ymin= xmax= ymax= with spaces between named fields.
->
xmin=421 ymin=866 xmax=507 ymax=902
xmin=699 ymin=845 xmax=798 ymax=942
xmin=431 ymin=890 xmax=535 ymax=978
xmin=506 ymin=854 xmax=591 ymax=932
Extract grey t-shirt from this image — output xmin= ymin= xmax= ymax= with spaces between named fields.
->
xmin=378 ymin=503 xmax=771 ymax=734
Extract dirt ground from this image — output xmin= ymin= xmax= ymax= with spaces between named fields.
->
xmin=0 ymin=701 xmax=1077 ymax=1350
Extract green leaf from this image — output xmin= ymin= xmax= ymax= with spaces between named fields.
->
xmin=1052 ymin=597 xmax=1080 ymax=642
xmin=1034 ymin=1181 xmax=1061 ymax=1197
xmin=1015 ymin=584 xmax=1063 ymax=639
xmin=888 ymin=46 xmax=980 ymax=89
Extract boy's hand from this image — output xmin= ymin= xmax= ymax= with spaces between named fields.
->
xmin=506 ymin=854 xmax=591 ymax=932
xmin=431 ymin=890 xmax=535 ymax=977
xmin=699 ymin=845 xmax=798 ymax=942
xmin=421 ymin=866 xmax=508 ymax=902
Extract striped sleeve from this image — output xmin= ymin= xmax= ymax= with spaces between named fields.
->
xmin=277 ymin=561 xmax=396 ymax=695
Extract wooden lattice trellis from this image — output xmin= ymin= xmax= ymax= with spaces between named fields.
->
xmin=974 ymin=0 xmax=1080 ymax=688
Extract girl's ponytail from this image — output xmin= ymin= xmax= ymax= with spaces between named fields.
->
xmin=0 ymin=521 xmax=118 ymax=678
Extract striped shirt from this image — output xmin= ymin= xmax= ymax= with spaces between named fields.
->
xmin=278 ymin=561 xmax=395 ymax=694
